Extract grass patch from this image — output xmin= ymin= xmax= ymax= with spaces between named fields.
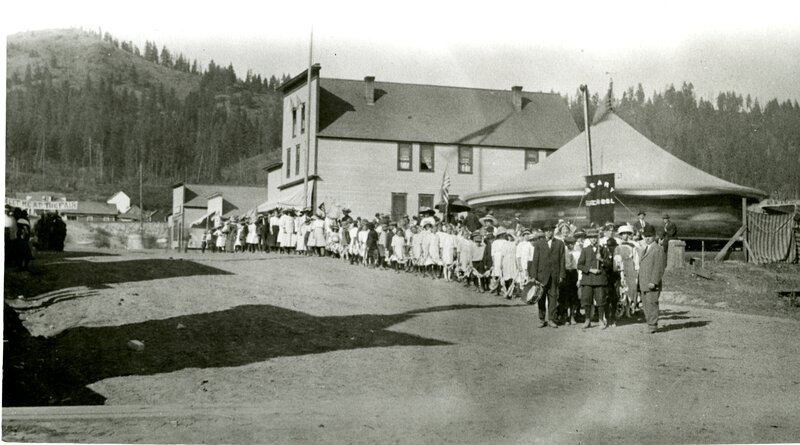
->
xmin=664 ymin=260 xmax=800 ymax=320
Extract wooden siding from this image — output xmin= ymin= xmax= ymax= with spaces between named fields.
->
xmin=282 ymin=77 xmax=320 ymax=183
xmin=315 ymin=138 xmax=548 ymax=219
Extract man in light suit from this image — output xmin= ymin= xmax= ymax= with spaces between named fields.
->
xmin=531 ymin=224 xmax=566 ymax=328
xmin=638 ymin=225 xmax=667 ymax=333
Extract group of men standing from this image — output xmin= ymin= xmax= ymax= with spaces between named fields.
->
xmin=529 ymin=211 xmax=669 ymax=334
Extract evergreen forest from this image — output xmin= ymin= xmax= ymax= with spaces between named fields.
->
xmin=6 ymin=28 xmax=800 ymax=211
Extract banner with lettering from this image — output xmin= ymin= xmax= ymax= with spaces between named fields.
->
xmin=584 ymin=173 xmax=615 ymax=226
xmin=5 ymin=198 xmax=79 ymax=211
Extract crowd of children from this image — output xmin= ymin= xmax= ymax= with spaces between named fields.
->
xmin=199 ymin=206 xmax=667 ymax=329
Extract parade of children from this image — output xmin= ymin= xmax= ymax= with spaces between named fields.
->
xmin=198 ymin=205 xmax=669 ymax=333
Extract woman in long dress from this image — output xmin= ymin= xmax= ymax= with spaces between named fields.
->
xmin=268 ymin=211 xmax=280 ymax=252
xmin=296 ymin=216 xmax=309 ymax=255
xmin=312 ymin=215 xmax=326 ymax=256
xmin=278 ymin=210 xmax=294 ymax=254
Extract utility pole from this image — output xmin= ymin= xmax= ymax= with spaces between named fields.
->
xmin=140 ymin=161 xmax=144 ymax=238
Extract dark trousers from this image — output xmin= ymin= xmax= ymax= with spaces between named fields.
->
xmin=538 ymin=276 xmax=558 ymax=322
xmin=581 ymin=285 xmax=607 ymax=320
xmin=642 ymin=290 xmax=660 ymax=328
xmin=607 ymin=272 xmax=619 ymax=322
xmin=558 ymin=270 xmax=579 ymax=319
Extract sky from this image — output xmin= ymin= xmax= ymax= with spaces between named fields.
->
xmin=2 ymin=0 xmax=800 ymax=103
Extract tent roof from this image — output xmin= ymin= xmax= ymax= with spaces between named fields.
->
xmin=465 ymin=112 xmax=767 ymax=205
xmin=256 ymin=188 xmax=306 ymax=213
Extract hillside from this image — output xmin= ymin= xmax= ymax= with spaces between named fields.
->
xmin=7 ymin=28 xmax=201 ymax=98
xmin=6 ymin=28 xmax=285 ymax=212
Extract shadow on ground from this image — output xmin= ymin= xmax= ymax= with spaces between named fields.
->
xmin=4 ymin=256 xmax=232 ymax=299
xmin=3 ymin=303 xmax=505 ymax=407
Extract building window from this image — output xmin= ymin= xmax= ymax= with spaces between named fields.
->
xmin=420 ymin=144 xmax=434 ymax=172
xmin=300 ymin=103 xmax=306 ymax=134
xmin=292 ymin=107 xmax=297 ymax=137
xmin=286 ymin=147 xmax=292 ymax=178
xmin=295 ymin=144 xmax=301 ymax=176
xmin=525 ymin=149 xmax=539 ymax=170
xmin=391 ymin=193 xmax=407 ymax=222
xmin=458 ymin=146 xmax=473 ymax=174
xmin=418 ymin=194 xmax=434 ymax=212
xmin=397 ymin=143 xmax=412 ymax=171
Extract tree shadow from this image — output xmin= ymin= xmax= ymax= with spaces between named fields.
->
xmin=4 ymin=258 xmax=233 ymax=299
xmin=3 ymin=303 xmax=505 ymax=407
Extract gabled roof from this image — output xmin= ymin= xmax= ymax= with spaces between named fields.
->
xmin=316 ymin=79 xmax=579 ymax=149
xmin=60 ymin=201 xmax=119 ymax=216
xmin=106 ymin=191 xmax=129 ymax=202
xmin=466 ymin=112 xmax=767 ymax=205
xmin=180 ymin=183 xmax=266 ymax=217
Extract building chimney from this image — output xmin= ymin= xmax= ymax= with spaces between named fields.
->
xmin=365 ymin=76 xmax=376 ymax=105
xmin=511 ymin=86 xmax=523 ymax=111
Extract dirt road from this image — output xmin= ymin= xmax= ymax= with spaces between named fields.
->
xmin=4 ymin=251 xmax=800 ymax=443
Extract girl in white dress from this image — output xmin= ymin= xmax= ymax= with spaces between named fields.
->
xmin=439 ymin=225 xmax=456 ymax=281
xmin=246 ymin=219 xmax=258 ymax=252
xmin=296 ymin=216 xmax=309 ymax=255
xmin=390 ymin=226 xmax=406 ymax=272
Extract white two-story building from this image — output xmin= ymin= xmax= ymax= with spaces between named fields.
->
xmin=263 ymin=65 xmax=579 ymax=220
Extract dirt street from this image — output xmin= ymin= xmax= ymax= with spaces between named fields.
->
xmin=4 ymin=250 xmax=800 ymax=444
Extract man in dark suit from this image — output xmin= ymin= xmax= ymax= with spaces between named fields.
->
xmin=531 ymin=225 xmax=566 ymax=328
xmin=660 ymin=214 xmax=678 ymax=253
xmin=577 ymin=229 xmax=609 ymax=329
xmin=638 ymin=225 xmax=667 ymax=333
xmin=632 ymin=210 xmax=648 ymax=241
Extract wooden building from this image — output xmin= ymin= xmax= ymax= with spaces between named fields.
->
xmin=170 ymin=183 xmax=266 ymax=249
xmin=464 ymin=111 xmax=768 ymax=239
xmin=262 ymin=65 xmax=579 ymax=219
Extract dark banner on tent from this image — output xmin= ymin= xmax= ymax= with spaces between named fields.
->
xmin=584 ymin=173 xmax=616 ymax=226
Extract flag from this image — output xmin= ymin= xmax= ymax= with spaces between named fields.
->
xmin=440 ymin=167 xmax=451 ymax=206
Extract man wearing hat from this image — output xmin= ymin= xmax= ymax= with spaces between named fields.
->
xmin=633 ymin=210 xmax=648 ymax=241
xmin=531 ymin=224 xmax=567 ymax=328
xmin=638 ymin=224 xmax=666 ymax=333
xmin=577 ymin=228 xmax=610 ymax=329
xmin=660 ymin=214 xmax=678 ymax=253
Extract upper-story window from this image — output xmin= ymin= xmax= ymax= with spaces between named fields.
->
xmin=420 ymin=144 xmax=434 ymax=172
xmin=292 ymin=107 xmax=297 ymax=137
xmin=300 ymin=103 xmax=306 ymax=134
xmin=286 ymin=146 xmax=292 ymax=178
xmin=525 ymin=149 xmax=539 ymax=170
xmin=295 ymin=144 xmax=301 ymax=176
xmin=458 ymin=146 xmax=473 ymax=174
xmin=397 ymin=143 xmax=412 ymax=171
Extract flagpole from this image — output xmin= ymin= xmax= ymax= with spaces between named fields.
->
xmin=303 ymin=27 xmax=313 ymax=210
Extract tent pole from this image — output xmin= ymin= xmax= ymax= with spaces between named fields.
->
xmin=742 ymin=197 xmax=748 ymax=263
xmin=580 ymin=84 xmax=593 ymax=176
